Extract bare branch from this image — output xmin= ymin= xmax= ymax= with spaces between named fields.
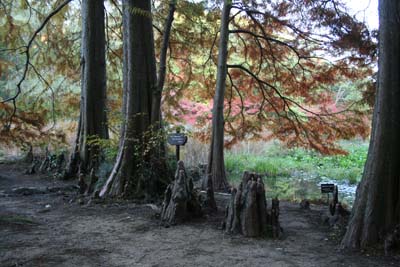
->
xmin=28 ymin=63 xmax=56 ymax=129
xmin=1 ymin=0 xmax=73 ymax=128
xmin=227 ymin=64 xmax=361 ymax=118
xmin=108 ymin=0 xmax=122 ymax=16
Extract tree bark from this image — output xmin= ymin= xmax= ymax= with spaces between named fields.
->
xmin=66 ymin=0 xmax=108 ymax=177
xmin=161 ymin=161 xmax=202 ymax=225
xmin=341 ymin=0 xmax=400 ymax=249
xmin=207 ymin=0 xmax=231 ymax=192
xmin=151 ymin=0 xmax=176 ymax=160
xmin=151 ymin=0 xmax=176 ymax=127
xmin=100 ymin=0 xmax=164 ymax=199
xmin=65 ymin=103 xmax=82 ymax=178
xmin=224 ymin=171 xmax=281 ymax=238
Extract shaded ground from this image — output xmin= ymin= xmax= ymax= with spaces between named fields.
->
xmin=0 ymin=161 xmax=398 ymax=267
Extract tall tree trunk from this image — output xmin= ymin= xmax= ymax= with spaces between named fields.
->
xmin=151 ymin=0 xmax=176 ymax=127
xmin=341 ymin=0 xmax=400 ymax=249
xmin=151 ymin=0 xmax=176 ymax=160
xmin=206 ymin=0 xmax=231 ymax=192
xmin=100 ymin=0 xmax=162 ymax=199
xmin=66 ymin=0 xmax=108 ymax=177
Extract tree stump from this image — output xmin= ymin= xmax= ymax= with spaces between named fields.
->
xmin=161 ymin=161 xmax=202 ymax=226
xmin=78 ymin=173 xmax=88 ymax=195
xmin=321 ymin=185 xmax=350 ymax=227
xmin=55 ymin=153 xmax=66 ymax=173
xmin=39 ymin=148 xmax=50 ymax=173
xmin=25 ymin=162 xmax=36 ymax=175
xmin=24 ymin=145 xmax=33 ymax=163
xmin=270 ymin=197 xmax=281 ymax=238
xmin=85 ymin=168 xmax=98 ymax=195
xmin=385 ymin=224 xmax=400 ymax=255
xmin=224 ymin=171 xmax=281 ymax=238
xmin=300 ymin=199 xmax=310 ymax=210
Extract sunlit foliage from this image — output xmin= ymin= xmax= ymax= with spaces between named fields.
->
xmin=0 ymin=0 xmax=377 ymax=154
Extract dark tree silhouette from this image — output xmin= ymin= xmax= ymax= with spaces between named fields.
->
xmin=66 ymin=0 xmax=108 ymax=177
xmin=100 ymin=0 xmax=168 ymax=199
xmin=207 ymin=0 xmax=231 ymax=192
xmin=341 ymin=0 xmax=400 ymax=249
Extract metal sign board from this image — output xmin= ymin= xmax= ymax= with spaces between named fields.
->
xmin=321 ymin=183 xmax=335 ymax=193
xmin=167 ymin=133 xmax=188 ymax=146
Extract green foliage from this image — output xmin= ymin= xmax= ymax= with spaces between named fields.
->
xmin=225 ymin=140 xmax=368 ymax=202
xmin=95 ymin=161 xmax=114 ymax=190
xmin=87 ymin=135 xmax=118 ymax=162
xmin=0 ymin=0 xmax=81 ymax=148
xmin=125 ymin=6 xmax=152 ymax=19
xmin=166 ymin=153 xmax=178 ymax=175
xmin=225 ymin=154 xmax=292 ymax=182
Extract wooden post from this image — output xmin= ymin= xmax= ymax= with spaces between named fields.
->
xmin=176 ymin=145 xmax=180 ymax=161
xmin=176 ymin=129 xmax=180 ymax=161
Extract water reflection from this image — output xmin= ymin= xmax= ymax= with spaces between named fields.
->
xmin=263 ymin=172 xmax=357 ymax=206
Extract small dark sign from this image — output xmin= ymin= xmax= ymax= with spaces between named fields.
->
xmin=321 ymin=183 xmax=335 ymax=193
xmin=167 ymin=133 xmax=188 ymax=146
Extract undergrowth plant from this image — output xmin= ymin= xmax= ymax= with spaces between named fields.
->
xmin=225 ymin=140 xmax=368 ymax=202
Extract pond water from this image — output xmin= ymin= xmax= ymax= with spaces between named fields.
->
xmin=263 ymin=171 xmax=358 ymax=206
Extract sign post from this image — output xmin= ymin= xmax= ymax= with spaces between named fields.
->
xmin=176 ymin=144 xmax=180 ymax=161
xmin=167 ymin=130 xmax=188 ymax=161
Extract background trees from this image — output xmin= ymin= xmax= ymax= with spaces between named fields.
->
xmin=0 ymin=1 xmax=377 ymax=206
xmin=341 ymin=0 xmax=400 ymax=249
xmin=204 ymin=0 xmax=376 ymax=192
xmin=0 ymin=1 xmax=376 ymax=156
xmin=0 ymin=0 xmax=78 ymax=148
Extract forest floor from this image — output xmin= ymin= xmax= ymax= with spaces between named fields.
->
xmin=0 ymin=161 xmax=398 ymax=267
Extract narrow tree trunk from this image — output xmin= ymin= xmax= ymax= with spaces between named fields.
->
xmin=100 ymin=0 xmax=163 ymax=199
xmin=341 ymin=0 xmax=400 ymax=249
xmin=151 ymin=0 xmax=176 ymax=126
xmin=151 ymin=0 xmax=176 ymax=161
xmin=23 ymin=144 xmax=33 ymax=163
xmin=206 ymin=0 xmax=231 ymax=192
xmin=66 ymin=0 xmax=108 ymax=177
xmin=65 ymin=104 xmax=82 ymax=178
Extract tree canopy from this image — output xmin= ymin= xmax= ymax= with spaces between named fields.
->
xmin=0 ymin=0 xmax=376 ymax=155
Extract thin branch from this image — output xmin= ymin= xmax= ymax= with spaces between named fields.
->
xmin=157 ymin=0 xmax=176 ymax=92
xmin=203 ymin=30 xmax=219 ymax=66
xmin=229 ymin=29 xmax=302 ymax=62
xmin=227 ymin=64 xmax=360 ymax=118
xmin=109 ymin=0 xmax=122 ymax=16
xmin=153 ymin=24 xmax=162 ymax=35
xmin=28 ymin=63 xmax=56 ymax=129
xmin=1 ymin=0 xmax=73 ymax=128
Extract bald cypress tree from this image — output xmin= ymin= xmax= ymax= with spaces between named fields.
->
xmin=100 ymin=0 xmax=166 ymax=199
xmin=341 ymin=0 xmax=400 ymax=249
xmin=66 ymin=0 xmax=108 ymax=178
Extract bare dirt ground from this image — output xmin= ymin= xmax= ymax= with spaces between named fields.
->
xmin=0 ymin=161 xmax=398 ymax=267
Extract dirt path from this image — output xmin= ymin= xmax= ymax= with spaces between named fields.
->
xmin=0 ymin=161 xmax=397 ymax=267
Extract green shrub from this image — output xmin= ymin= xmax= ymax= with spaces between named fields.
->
xmin=225 ymin=140 xmax=368 ymax=202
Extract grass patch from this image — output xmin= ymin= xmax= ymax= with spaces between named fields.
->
xmin=225 ymin=140 xmax=368 ymax=203
xmin=226 ymin=140 xmax=367 ymax=184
